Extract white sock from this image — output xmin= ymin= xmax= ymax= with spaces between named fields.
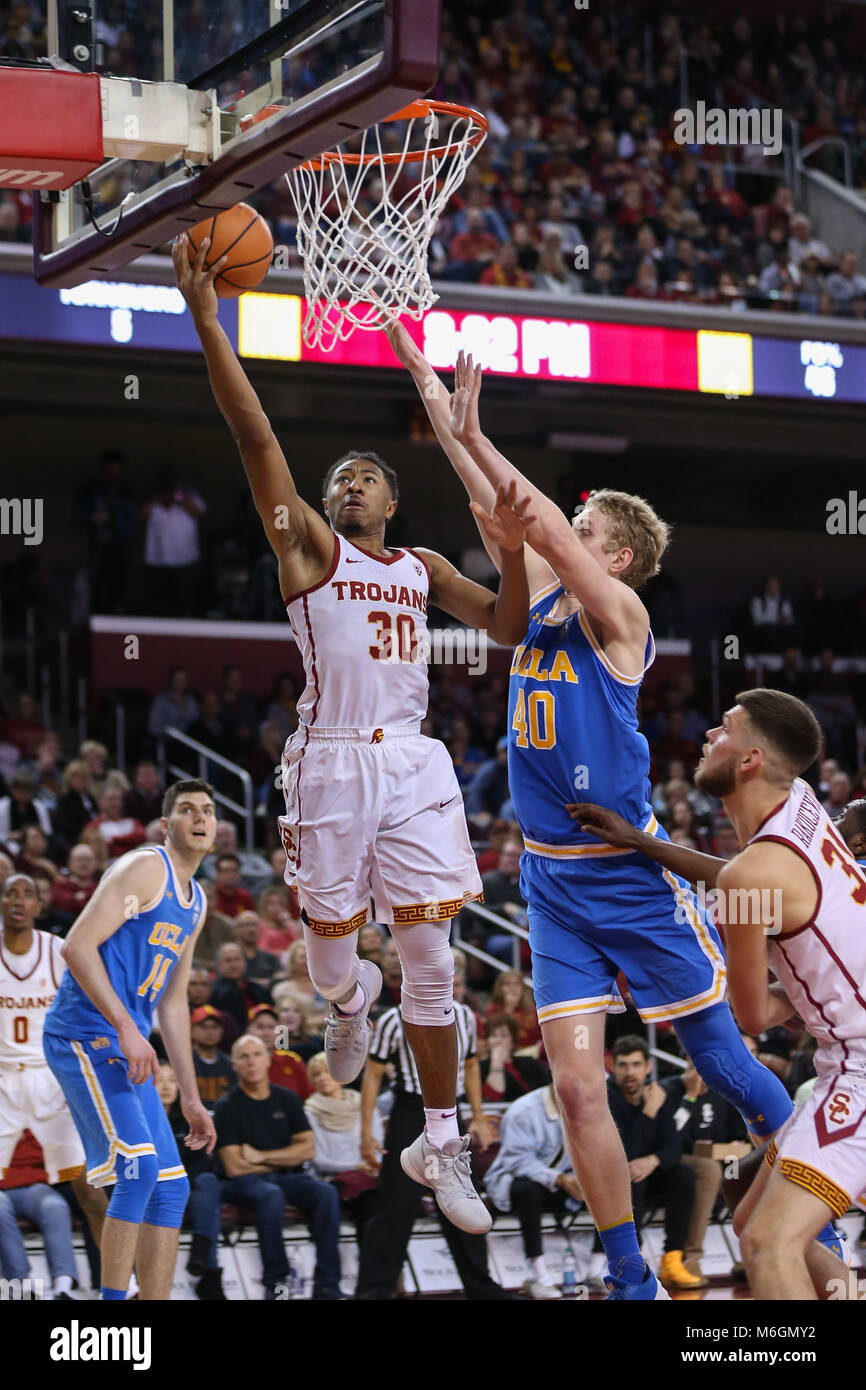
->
xmin=424 ymin=1106 xmax=459 ymax=1149
xmin=53 ymin=1275 xmax=73 ymax=1295
xmin=530 ymin=1256 xmax=552 ymax=1285
xmin=335 ymin=984 xmax=364 ymax=1016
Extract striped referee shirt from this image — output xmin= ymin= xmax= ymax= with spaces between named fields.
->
xmin=369 ymin=1003 xmax=478 ymax=1099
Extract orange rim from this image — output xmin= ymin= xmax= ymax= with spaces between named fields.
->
xmin=296 ymin=100 xmax=488 ymax=173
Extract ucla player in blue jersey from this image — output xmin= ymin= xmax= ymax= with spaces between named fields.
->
xmin=44 ymin=780 xmax=217 ymax=1300
xmin=385 ymin=324 xmax=834 ymax=1299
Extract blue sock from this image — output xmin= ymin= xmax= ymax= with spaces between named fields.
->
xmin=101 ymin=1286 xmax=127 ymax=1300
xmin=599 ymin=1217 xmax=645 ymax=1284
xmin=816 ymin=1223 xmax=843 ymax=1255
xmin=675 ymin=1003 xmax=793 ymax=1138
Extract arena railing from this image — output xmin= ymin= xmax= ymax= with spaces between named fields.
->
xmin=157 ymin=725 xmax=255 ymax=852
xmin=452 ymin=898 xmax=530 ymax=978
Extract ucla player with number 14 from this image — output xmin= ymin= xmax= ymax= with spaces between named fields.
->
xmin=388 ymin=323 xmax=820 ymax=1299
xmin=43 ymin=780 xmax=218 ymax=1300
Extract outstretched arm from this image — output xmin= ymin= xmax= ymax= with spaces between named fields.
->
xmin=385 ymin=321 xmax=556 ymax=595
xmin=568 ymin=802 xmax=728 ymax=888
xmin=450 ymin=352 xmax=645 ymax=636
xmin=174 ymin=237 xmax=333 ymax=598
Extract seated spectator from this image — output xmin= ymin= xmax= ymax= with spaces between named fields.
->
xmin=710 ymin=820 xmax=740 ymax=859
xmin=0 ymin=770 xmax=52 ymax=843
xmin=664 ymin=1056 xmax=749 ymax=1285
xmin=474 ymin=817 xmax=513 ymax=873
xmin=52 ymin=842 xmax=100 ymax=921
xmin=465 ymin=737 xmax=510 ymax=824
xmin=234 ymin=910 xmax=281 ymax=986
xmin=213 ymin=853 xmax=257 ymax=919
xmin=626 ymin=260 xmax=662 ymax=300
xmin=824 ymin=250 xmax=866 ymax=313
xmin=608 ymin=1036 xmax=699 ymax=1290
xmin=192 ymin=881 xmax=237 ymax=971
xmin=0 ymin=692 xmax=46 ymax=760
xmin=33 ymin=872 xmax=69 ymax=935
xmin=357 ymin=922 xmax=385 ymax=967
xmin=146 ymin=666 xmax=199 ymax=739
xmin=447 ymin=715 xmax=487 ymax=790
xmin=263 ymin=672 xmax=299 ymax=742
xmin=190 ymin=1006 xmax=235 ymax=1111
xmin=273 ymin=994 xmax=324 ymax=1064
xmin=0 ymin=1132 xmax=79 ymax=1300
xmin=201 ymin=821 xmax=273 ymax=895
xmin=533 ymin=239 xmax=583 ymax=296
xmin=484 ymin=1083 xmax=578 ymax=1299
xmin=187 ymin=691 xmax=237 ymax=767
xmin=479 ymin=838 xmax=528 ymax=965
xmin=122 ymin=760 xmax=164 ymax=824
xmin=279 ymin=941 xmax=329 ymax=1030
xmin=750 ymin=575 xmax=796 ymax=651
xmin=445 ymin=207 xmax=501 ymax=281
xmin=374 ymin=936 xmax=402 ymax=1017
xmin=76 ymin=825 xmax=109 ymax=873
xmin=480 ymin=242 xmax=533 ymax=288
xmin=53 ymin=761 xmax=98 ymax=847
xmin=85 ymin=786 xmax=146 ymax=860
xmin=767 ymin=646 xmax=812 ymax=701
xmin=481 ymin=1014 xmax=548 ymax=1102
xmin=486 ymin=969 xmax=542 ymax=1052
xmin=651 ymin=710 xmax=701 ymax=773
xmin=78 ymin=739 xmax=124 ymax=802
xmin=787 ymin=213 xmax=832 ymax=269
xmin=13 ymin=825 xmax=58 ymax=880
xmin=255 ymin=885 xmax=300 ymax=959
xmin=215 ymin=1034 xmax=343 ymax=1301
xmin=219 ymin=664 xmax=258 ymax=759
xmin=211 ymin=943 xmax=272 ymax=1035
xmin=155 ymin=1063 xmax=225 ymax=1300
xmin=247 ymin=1002 xmax=312 ymax=1098
xmin=22 ymin=731 xmax=65 ymax=807
xmin=304 ymin=1051 xmax=382 ymax=1240
xmin=823 ymin=770 xmax=853 ymax=818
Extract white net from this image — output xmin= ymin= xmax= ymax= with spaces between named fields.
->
xmin=285 ymin=101 xmax=487 ymax=352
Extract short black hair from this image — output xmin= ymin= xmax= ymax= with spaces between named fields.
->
xmin=322 ymin=451 xmax=399 ymax=504
xmin=162 ymin=778 xmax=215 ymax=818
xmin=612 ymin=1034 xmax=650 ymax=1060
xmin=841 ymin=798 xmax=866 ymax=839
xmin=216 ymin=852 xmax=241 ymax=870
xmin=735 ymin=688 xmax=822 ymax=776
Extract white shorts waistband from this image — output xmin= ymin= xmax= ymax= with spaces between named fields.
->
xmin=300 ymin=723 xmax=422 ymax=743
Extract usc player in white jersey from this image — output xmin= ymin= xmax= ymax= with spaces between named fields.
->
xmin=176 ymin=241 xmax=531 ymax=1231
xmin=573 ymin=687 xmax=864 ymax=1300
xmin=0 ymin=875 xmax=106 ymax=1243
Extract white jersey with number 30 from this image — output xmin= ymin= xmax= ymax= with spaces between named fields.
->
xmin=286 ymin=533 xmax=431 ymax=729
xmin=0 ymin=929 xmax=64 ymax=1066
xmin=752 ymin=778 xmax=866 ymax=1080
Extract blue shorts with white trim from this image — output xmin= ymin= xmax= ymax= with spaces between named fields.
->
xmin=520 ymin=839 xmax=727 ymax=1026
xmin=43 ymin=1032 xmax=184 ymax=1188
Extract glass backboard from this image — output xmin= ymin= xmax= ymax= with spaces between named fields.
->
xmin=34 ymin=0 xmax=440 ymax=286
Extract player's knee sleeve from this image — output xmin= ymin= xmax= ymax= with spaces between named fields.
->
xmin=107 ymin=1150 xmax=160 ymax=1225
xmin=394 ymin=920 xmax=455 ymax=1026
xmin=142 ymin=1174 xmax=190 ymax=1229
xmin=302 ymin=920 xmax=360 ymax=1000
xmin=674 ymin=1003 xmax=793 ymax=1138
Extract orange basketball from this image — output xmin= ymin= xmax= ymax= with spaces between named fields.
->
xmin=186 ymin=202 xmax=274 ymax=297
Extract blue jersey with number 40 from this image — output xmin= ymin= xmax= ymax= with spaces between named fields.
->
xmin=507 ymin=583 xmax=657 ymax=849
xmin=44 ymin=845 xmax=204 ymax=1042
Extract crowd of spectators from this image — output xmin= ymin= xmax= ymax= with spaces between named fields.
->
xmin=4 ymin=2 xmax=866 ymax=318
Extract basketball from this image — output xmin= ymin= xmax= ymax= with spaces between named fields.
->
xmin=186 ymin=203 xmax=274 ymax=297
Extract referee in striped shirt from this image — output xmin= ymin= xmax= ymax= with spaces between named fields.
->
xmin=355 ymin=996 xmax=516 ymax=1299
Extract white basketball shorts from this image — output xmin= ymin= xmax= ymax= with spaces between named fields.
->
xmin=0 ymin=1063 xmax=85 ymax=1184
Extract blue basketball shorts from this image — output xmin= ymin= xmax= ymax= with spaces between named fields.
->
xmin=43 ymin=1032 xmax=184 ymax=1188
xmin=520 ymin=847 xmax=727 ymax=1026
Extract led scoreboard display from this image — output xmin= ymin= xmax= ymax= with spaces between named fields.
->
xmin=2 ymin=270 xmax=866 ymax=404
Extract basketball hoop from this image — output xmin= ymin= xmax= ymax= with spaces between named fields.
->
xmin=285 ymin=100 xmax=488 ymax=352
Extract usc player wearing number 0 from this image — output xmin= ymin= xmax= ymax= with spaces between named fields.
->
xmin=0 ymin=874 xmax=108 ymax=1255
xmin=43 ymin=781 xmax=218 ymax=1300
xmin=177 ymin=241 xmax=531 ymax=1227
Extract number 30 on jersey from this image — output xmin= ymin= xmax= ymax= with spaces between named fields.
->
xmin=511 ymin=689 xmax=556 ymax=749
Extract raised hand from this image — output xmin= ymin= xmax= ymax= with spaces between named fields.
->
xmin=470 ymin=480 xmax=535 ymax=554
xmin=172 ymin=234 xmax=227 ymax=324
xmin=449 ymin=350 xmax=483 ymax=442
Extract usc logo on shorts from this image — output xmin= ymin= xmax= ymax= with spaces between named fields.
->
xmin=828 ymin=1091 xmax=852 ymax=1126
xmin=370 ymin=728 xmax=384 ymax=744
xmin=279 ymin=822 xmax=298 ymax=866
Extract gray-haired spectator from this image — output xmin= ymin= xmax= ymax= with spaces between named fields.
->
xmin=147 ymin=667 xmax=199 ymax=738
xmin=824 ymin=251 xmax=866 ymax=313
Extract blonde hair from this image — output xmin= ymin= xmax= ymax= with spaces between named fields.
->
xmin=584 ymin=488 xmax=670 ymax=590
xmin=62 ymin=759 xmax=89 ymax=791
xmin=307 ymin=1051 xmax=327 ymax=1080
xmin=285 ymin=939 xmax=309 ymax=977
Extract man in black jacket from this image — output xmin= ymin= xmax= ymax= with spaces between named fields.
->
xmin=607 ymin=1035 xmax=699 ymax=1291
